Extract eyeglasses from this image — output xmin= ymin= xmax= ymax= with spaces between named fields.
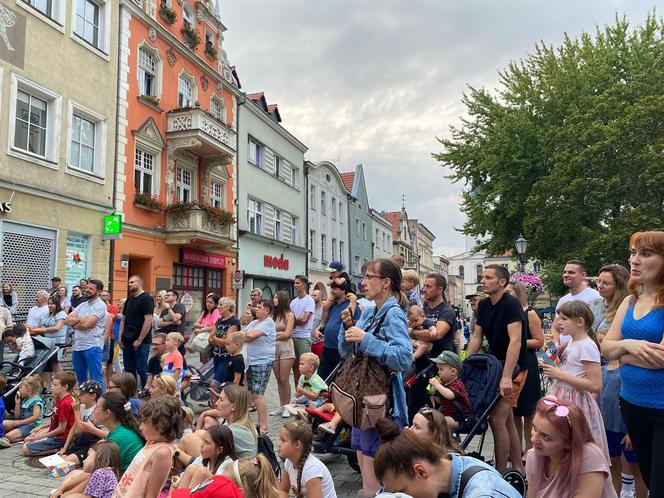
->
xmin=418 ymin=407 xmax=434 ymax=417
xmin=151 ymin=342 xmax=164 ymax=347
xmin=542 ymin=397 xmax=571 ymax=424
xmin=362 ymin=273 xmax=384 ymax=281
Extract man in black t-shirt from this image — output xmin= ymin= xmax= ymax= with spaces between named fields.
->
xmin=467 ymin=264 xmax=528 ymax=474
xmin=157 ymin=289 xmax=188 ymax=366
xmin=409 ymin=273 xmax=457 ymax=421
xmin=145 ymin=332 xmax=167 ymax=389
xmin=122 ymin=275 xmax=155 ymax=387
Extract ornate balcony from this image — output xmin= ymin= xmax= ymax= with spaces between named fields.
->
xmin=167 ymin=107 xmax=236 ymax=160
xmin=164 ymin=205 xmax=235 ymax=247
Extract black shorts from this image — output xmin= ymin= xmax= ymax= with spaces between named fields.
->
xmin=65 ymin=433 xmax=100 ymax=463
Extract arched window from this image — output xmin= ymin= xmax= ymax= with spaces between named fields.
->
xmin=458 ymin=265 xmax=465 ymax=279
xmin=476 ymin=264 xmax=483 ymax=283
xmin=533 ymin=261 xmax=542 ymax=273
xmin=182 ymin=3 xmax=195 ymax=27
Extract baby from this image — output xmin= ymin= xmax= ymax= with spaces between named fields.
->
xmin=407 ymin=305 xmax=436 ymax=360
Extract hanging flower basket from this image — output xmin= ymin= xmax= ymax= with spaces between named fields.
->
xmin=181 ymin=22 xmax=200 ymax=49
xmin=159 ymin=4 xmax=176 ymax=24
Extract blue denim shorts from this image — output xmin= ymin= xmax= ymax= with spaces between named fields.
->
xmin=18 ymin=424 xmax=33 ymax=438
xmin=352 ymin=417 xmax=405 ymax=457
xmin=25 ymin=436 xmax=64 ymax=455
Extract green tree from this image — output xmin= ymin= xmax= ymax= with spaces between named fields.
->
xmin=435 ymin=14 xmax=664 ymax=274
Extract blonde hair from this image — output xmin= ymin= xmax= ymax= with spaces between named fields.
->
xmin=154 ymin=374 xmax=177 ymax=396
xmin=299 ymin=352 xmax=319 ymax=370
xmin=22 ymin=375 xmax=43 ymax=396
xmin=223 ymin=455 xmax=279 ymax=498
xmin=181 ymin=406 xmax=195 ymax=428
xmin=223 ymin=384 xmax=258 ymax=437
xmin=166 ymin=332 xmax=185 ymax=344
xmin=402 ymin=269 xmax=420 ymax=287
xmin=219 ymin=297 xmax=236 ymax=312
xmin=226 ymin=331 xmax=244 ymax=345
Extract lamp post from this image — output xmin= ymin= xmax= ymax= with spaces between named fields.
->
xmin=515 ymin=234 xmax=528 ymax=272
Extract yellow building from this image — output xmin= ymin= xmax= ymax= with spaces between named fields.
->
xmin=0 ymin=0 xmax=118 ymax=315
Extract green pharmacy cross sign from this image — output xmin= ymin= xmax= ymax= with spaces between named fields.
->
xmin=102 ymin=214 xmax=122 ymax=240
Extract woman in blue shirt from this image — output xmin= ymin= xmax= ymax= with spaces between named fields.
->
xmin=602 ymin=231 xmax=664 ymax=497
xmin=339 ymin=257 xmax=412 ymax=497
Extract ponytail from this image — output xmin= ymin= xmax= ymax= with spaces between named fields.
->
xmin=226 ymin=456 xmax=279 ymax=498
xmin=100 ymin=391 xmax=144 ymax=442
xmin=282 ymin=420 xmax=313 ymax=495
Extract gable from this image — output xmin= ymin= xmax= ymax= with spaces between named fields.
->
xmin=132 ymin=117 xmax=165 ymax=150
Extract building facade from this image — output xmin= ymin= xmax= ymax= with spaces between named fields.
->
xmin=237 ymin=92 xmax=307 ymax=307
xmin=409 ymin=220 xmax=436 ymax=282
xmin=340 ymin=164 xmax=373 ymax=286
xmin=383 ymin=208 xmax=416 ymax=271
xmin=307 ymin=160 xmax=349 ymax=294
xmin=111 ymin=0 xmax=239 ymax=323
xmin=0 ymin=0 xmax=118 ymax=315
xmin=370 ymin=208 xmax=393 ymax=260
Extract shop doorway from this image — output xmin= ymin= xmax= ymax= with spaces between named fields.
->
xmin=172 ymin=264 xmax=224 ymax=331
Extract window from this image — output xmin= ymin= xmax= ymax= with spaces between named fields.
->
xmin=210 ymin=180 xmax=224 ymax=208
xmin=362 ymin=222 xmax=367 ymax=241
xmin=182 ymin=3 xmax=195 ymax=26
xmin=74 ymin=0 xmax=99 ymax=47
xmin=383 ymin=233 xmax=387 ymax=249
xmin=320 ymin=191 xmax=326 ymax=215
xmin=274 ymin=156 xmax=281 ymax=179
xmin=274 ymin=209 xmax=282 ymax=241
xmin=309 ymin=230 xmax=316 ymax=259
xmin=176 ymin=167 xmax=192 ymax=202
xmin=458 ymin=265 xmax=465 ymax=279
xmin=321 ymin=234 xmax=327 ymax=262
xmin=134 ymin=149 xmax=154 ymax=194
xmin=332 ymin=238 xmax=337 ymax=261
xmin=476 ymin=264 xmax=483 ymax=283
xmin=355 ymin=219 xmax=360 ymax=237
xmin=138 ymin=47 xmax=157 ymax=97
xmin=14 ymin=90 xmax=47 ymax=157
xmin=248 ymin=199 xmax=262 ymax=235
xmin=339 ymin=241 xmax=344 ymax=264
xmin=533 ymin=261 xmax=542 ymax=273
xmin=354 ymin=255 xmax=361 ymax=274
xmin=178 ymin=74 xmax=195 ymax=108
xmin=375 ymin=229 xmax=380 ymax=248
xmin=338 ymin=202 xmax=343 ymax=222
xmin=22 ymin=0 xmax=65 ymax=26
xmin=70 ymin=114 xmax=95 ymax=172
xmin=310 ymin=185 xmax=316 ymax=210
xmin=291 ymin=217 xmax=299 ymax=245
xmin=248 ymin=137 xmax=263 ymax=167
xmin=25 ymin=0 xmax=54 ymax=18
xmin=331 ymin=198 xmax=336 ymax=220
xmin=210 ymin=97 xmax=225 ymax=122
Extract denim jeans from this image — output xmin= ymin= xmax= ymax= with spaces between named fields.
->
xmin=72 ymin=347 xmax=104 ymax=387
xmin=122 ymin=341 xmax=150 ymax=387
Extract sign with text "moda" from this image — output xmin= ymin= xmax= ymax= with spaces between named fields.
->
xmin=182 ymin=249 xmax=226 ymax=269
xmin=264 ymin=254 xmax=289 ymax=271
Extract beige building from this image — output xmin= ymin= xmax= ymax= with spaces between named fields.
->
xmin=408 ymin=220 xmax=436 ymax=283
xmin=0 ymin=0 xmax=118 ymax=316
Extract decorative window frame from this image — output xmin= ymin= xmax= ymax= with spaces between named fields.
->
xmin=181 ymin=1 xmax=195 ymax=28
xmin=209 ymin=171 xmax=227 ymax=208
xmin=66 ymin=99 xmax=107 ymax=182
xmin=175 ymin=155 xmax=197 ymax=202
xmin=137 ymin=41 xmax=163 ymax=99
xmin=177 ymin=69 xmax=197 ymax=108
xmin=17 ymin=0 xmax=66 ymax=33
xmin=210 ymin=95 xmax=226 ymax=123
xmin=132 ymin=119 xmax=165 ymax=196
xmin=7 ymin=72 xmax=62 ymax=169
xmin=70 ymin=0 xmax=111 ymax=60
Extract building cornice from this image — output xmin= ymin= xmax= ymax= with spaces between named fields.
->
xmin=0 ymin=180 xmax=114 ymax=212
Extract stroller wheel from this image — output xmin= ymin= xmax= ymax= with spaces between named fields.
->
xmin=502 ymin=469 xmax=527 ymax=497
xmin=42 ymin=392 xmax=54 ymax=418
xmin=347 ymin=453 xmax=360 ymax=473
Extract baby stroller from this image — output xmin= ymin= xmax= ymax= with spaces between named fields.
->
xmin=181 ymin=358 xmax=215 ymax=406
xmin=0 ymin=341 xmax=60 ymax=417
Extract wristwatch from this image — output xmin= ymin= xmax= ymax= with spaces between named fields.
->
xmin=174 ymin=450 xmax=180 ymax=459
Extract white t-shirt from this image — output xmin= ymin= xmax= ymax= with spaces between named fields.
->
xmin=560 ymin=337 xmax=601 ymax=378
xmin=284 ymin=454 xmax=337 ymax=498
xmin=190 ymin=455 xmax=233 ymax=476
xmin=290 ymin=295 xmax=316 ymax=339
xmin=27 ymin=305 xmax=49 ymax=328
xmin=556 ymin=288 xmax=605 ymax=331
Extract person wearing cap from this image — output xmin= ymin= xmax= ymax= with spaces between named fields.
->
xmin=170 ymin=475 xmax=243 ymax=498
xmin=60 ymin=380 xmax=103 ymax=467
xmin=427 ymin=351 xmax=471 ymax=429
xmin=49 ymin=277 xmax=62 ymax=296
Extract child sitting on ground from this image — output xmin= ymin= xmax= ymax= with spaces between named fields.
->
xmin=2 ymin=374 xmax=44 ymax=444
xmin=162 ymin=332 xmax=185 ymax=380
xmin=285 ymin=352 xmax=328 ymax=418
xmin=23 ymin=371 xmax=76 ymax=456
xmin=407 ymin=304 xmax=436 ymax=360
xmin=52 ymin=440 xmax=121 ymax=498
xmin=427 ymin=351 xmax=471 ymax=429
xmin=60 ymin=380 xmax=103 ymax=467
xmin=2 ymin=324 xmax=35 ymax=366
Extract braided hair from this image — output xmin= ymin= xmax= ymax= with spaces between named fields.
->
xmin=282 ymin=420 xmax=313 ymax=497
xmin=100 ymin=391 xmax=144 ymax=441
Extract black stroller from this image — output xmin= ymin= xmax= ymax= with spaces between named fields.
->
xmin=181 ymin=358 xmax=215 ymax=406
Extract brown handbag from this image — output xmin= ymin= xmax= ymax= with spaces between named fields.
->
xmin=330 ymin=307 xmax=396 ymax=429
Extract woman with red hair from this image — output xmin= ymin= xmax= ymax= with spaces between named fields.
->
xmin=526 ymin=396 xmax=616 ymax=498
xmin=602 ymin=231 xmax=664 ymax=497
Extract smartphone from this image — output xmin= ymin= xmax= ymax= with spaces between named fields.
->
xmin=538 ymin=350 xmax=556 ymax=366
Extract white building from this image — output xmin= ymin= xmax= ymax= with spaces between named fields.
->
xmin=370 ymin=208 xmax=393 ymax=260
xmin=306 ymin=160 xmax=350 ymax=294
xmin=409 ymin=220 xmax=436 ymax=283
xmin=448 ymin=235 xmax=487 ymax=315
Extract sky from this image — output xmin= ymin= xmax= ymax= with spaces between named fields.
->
xmin=221 ymin=0 xmax=656 ymax=258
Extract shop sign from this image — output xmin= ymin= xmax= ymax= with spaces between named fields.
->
xmin=181 ymin=292 xmax=194 ymax=313
xmin=182 ymin=248 xmax=226 ymax=268
xmin=232 ymin=270 xmax=244 ymax=290
xmin=102 ymin=214 xmax=122 ymax=240
xmin=0 ymin=191 xmax=14 ymax=213
xmin=65 ymin=234 xmax=89 ymax=292
xmin=264 ymin=254 xmax=289 ymax=271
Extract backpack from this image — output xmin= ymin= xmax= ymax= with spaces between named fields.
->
xmin=257 ymin=431 xmax=281 ymax=479
xmin=330 ymin=306 xmax=397 ymax=429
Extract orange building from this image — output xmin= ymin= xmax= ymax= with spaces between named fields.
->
xmin=112 ymin=0 xmax=241 ymax=320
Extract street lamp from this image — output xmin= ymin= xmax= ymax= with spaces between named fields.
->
xmin=515 ymin=234 xmax=528 ymax=272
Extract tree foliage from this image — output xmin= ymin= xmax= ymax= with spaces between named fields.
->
xmin=435 ymin=14 xmax=664 ymax=274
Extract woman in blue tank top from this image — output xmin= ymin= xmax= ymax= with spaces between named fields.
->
xmin=602 ymin=231 xmax=664 ymax=498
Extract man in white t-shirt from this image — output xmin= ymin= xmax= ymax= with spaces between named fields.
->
xmin=553 ymin=260 xmax=605 ymax=341
xmin=26 ymin=290 xmax=50 ymax=328
xmin=290 ymin=275 xmax=315 ymax=387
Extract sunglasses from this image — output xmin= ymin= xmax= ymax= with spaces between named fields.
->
xmin=418 ymin=407 xmax=434 ymax=417
xmin=542 ymin=397 xmax=571 ymax=424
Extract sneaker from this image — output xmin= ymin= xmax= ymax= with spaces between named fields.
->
xmin=281 ymin=407 xmax=291 ymax=418
xmin=318 ymin=422 xmax=336 ymax=435
xmin=269 ymin=407 xmax=283 ymax=416
xmin=0 ymin=437 xmax=10 ymax=448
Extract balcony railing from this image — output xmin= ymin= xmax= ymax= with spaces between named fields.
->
xmin=164 ymin=205 xmax=235 ymax=246
xmin=167 ymin=107 xmax=236 ymax=159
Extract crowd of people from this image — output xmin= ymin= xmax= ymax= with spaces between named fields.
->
xmin=0 ymin=230 xmax=661 ymax=498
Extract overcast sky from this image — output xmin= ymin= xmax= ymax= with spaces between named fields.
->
xmin=221 ymin=1 xmax=655 ymax=257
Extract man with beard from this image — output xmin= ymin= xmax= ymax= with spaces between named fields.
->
xmin=122 ymin=275 xmax=155 ymax=387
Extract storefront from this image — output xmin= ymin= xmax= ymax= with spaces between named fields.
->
xmin=237 ymin=237 xmax=308 ymax=308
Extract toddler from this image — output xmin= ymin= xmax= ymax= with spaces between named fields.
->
xmin=2 ymin=324 xmax=35 ymax=365
xmin=2 ymin=374 xmax=44 ymax=444
xmin=285 ymin=352 xmax=328 ymax=418
xmin=220 ymin=331 xmax=245 ymax=386
xmin=162 ymin=332 xmax=185 ymax=379
xmin=427 ymin=351 xmax=471 ymax=429
xmin=407 ymin=305 xmax=436 ymax=360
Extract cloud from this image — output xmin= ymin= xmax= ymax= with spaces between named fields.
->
xmin=222 ymin=0 xmax=656 ymax=256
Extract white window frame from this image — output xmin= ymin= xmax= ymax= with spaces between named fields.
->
xmin=248 ymin=137 xmax=263 ymax=167
xmin=133 ymin=127 xmax=163 ymax=197
xmin=210 ymin=177 xmax=225 ymax=208
xmin=355 ymin=218 xmax=360 ymax=237
xmin=375 ymin=228 xmax=380 ymax=249
xmin=339 ymin=241 xmax=344 ymax=265
xmin=182 ymin=2 xmax=195 ymax=28
xmin=177 ymin=70 xmax=197 ymax=108
xmin=66 ymin=100 xmax=106 ymax=181
xmin=274 ymin=209 xmax=282 ymax=241
xmin=210 ymin=96 xmax=225 ymax=123
xmin=320 ymin=191 xmax=326 ymax=216
xmin=321 ymin=234 xmax=327 ymax=263
xmin=291 ymin=217 xmax=299 ymax=245
xmin=309 ymin=229 xmax=316 ymax=259
xmin=354 ymin=255 xmax=361 ymax=274
xmin=247 ymin=198 xmax=263 ymax=235
xmin=137 ymin=42 xmax=162 ymax=99
xmin=331 ymin=198 xmax=336 ymax=220
xmin=134 ymin=148 xmax=154 ymax=196
xmin=362 ymin=222 xmax=367 ymax=241
xmin=310 ymin=185 xmax=316 ymax=210
xmin=70 ymin=0 xmax=110 ymax=58
xmin=17 ymin=0 xmax=66 ymax=32
xmin=332 ymin=238 xmax=337 ymax=262
xmin=274 ymin=155 xmax=281 ymax=179
xmin=176 ymin=165 xmax=194 ymax=202
xmin=339 ymin=201 xmax=343 ymax=223
xmin=8 ymin=73 xmax=62 ymax=168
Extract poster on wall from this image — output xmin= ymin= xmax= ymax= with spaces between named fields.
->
xmin=65 ymin=234 xmax=89 ymax=293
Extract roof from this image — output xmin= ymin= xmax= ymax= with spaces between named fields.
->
xmin=246 ymin=92 xmax=264 ymax=101
xmin=382 ymin=211 xmax=401 ymax=241
xmin=340 ymin=172 xmax=355 ymax=193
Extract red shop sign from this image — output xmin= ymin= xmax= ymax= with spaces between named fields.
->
xmin=182 ymin=249 xmax=226 ymax=269
xmin=264 ymin=254 xmax=289 ymax=271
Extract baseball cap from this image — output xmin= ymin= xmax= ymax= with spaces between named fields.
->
xmin=326 ymin=261 xmax=344 ymax=273
xmin=51 ymin=276 xmax=61 ymax=282
xmin=465 ymin=291 xmax=488 ymax=300
xmin=78 ymin=380 xmax=102 ymax=396
xmin=171 ymin=476 xmax=243 ymax=498
xmin=430 ymin=350 xmax=463 ymax=371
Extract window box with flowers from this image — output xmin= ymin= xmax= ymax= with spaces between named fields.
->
xmin=164 ymin=201 xmax=197 ymax=218
xmin=159 ymin=3 xmax=177 ymax=24
xmin=181 ymin=21 xmax=200 ymax=50
xmin=134 ymin=193 xmax=164 ymax=211
xmin=199 ymin=202 xmax=235 ymax=225
xmin=205 ymin=43 xmax=217 ymax=60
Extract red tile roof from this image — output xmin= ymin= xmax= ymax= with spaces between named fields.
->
xmin=267 ymin=104 xmax=278 ymax=112
xmin=247 ymin=92 xmax=264 ymax=101
xmin=382 ymin=211 xmax=401 ymax=241
xmin=340 ymin=172 xmax=355 ymax=193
